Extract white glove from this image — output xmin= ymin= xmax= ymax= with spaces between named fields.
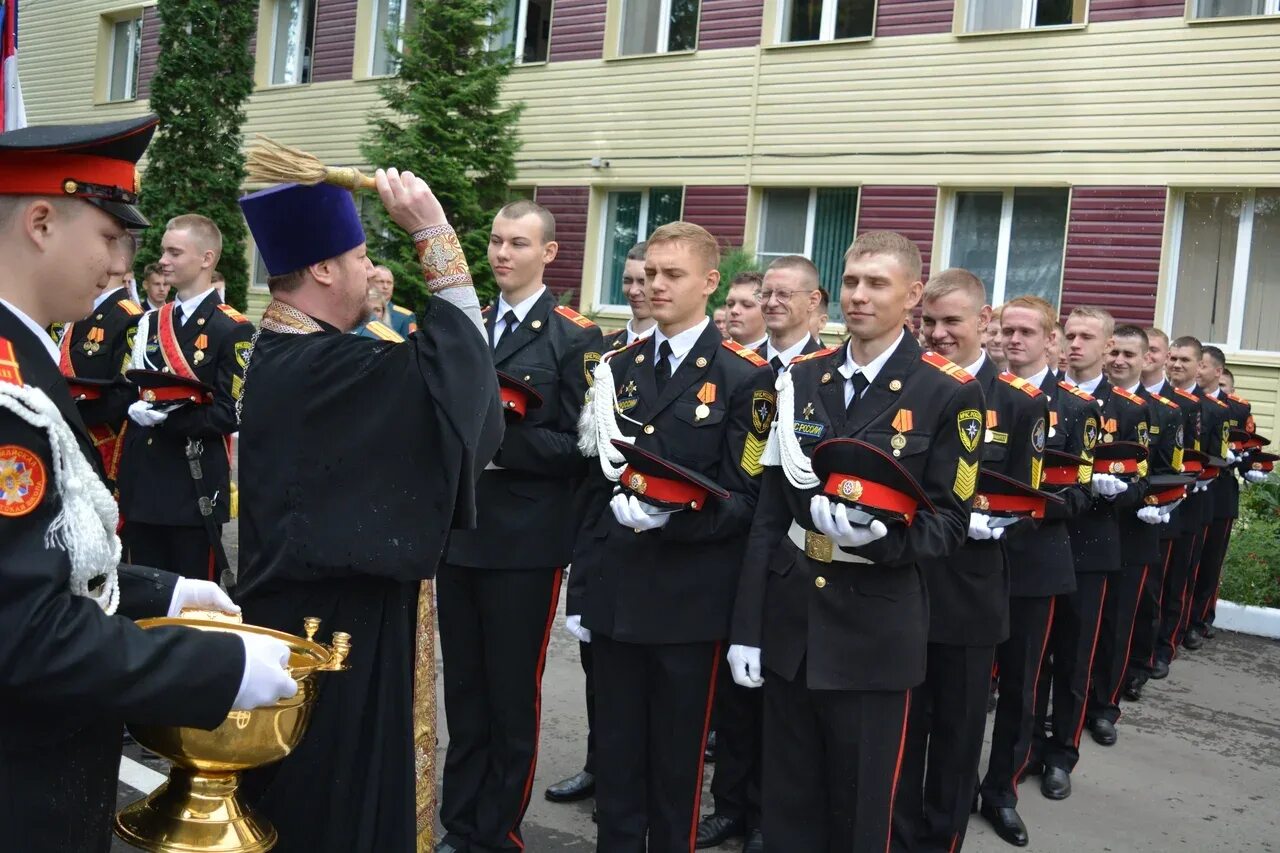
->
xmin=167 ymin=578 xmax=241 ymax=619
xmin=565 ymin=614 xmax=591 ymax=644
xmin=1192 ymin=479 xmax=1209 ymax=493
xmin=809 ymin=495 xmax=889 ymax=548
xmin=1244 ymin=470 xmax=1269 ymax=484
xmin=610 ymin=493 xmax=673 ymax=532
xmin=232 ymin=633 xmax=299 ymax=711
xmin=727 ymin=644 xmax=764 ymax=688
xmin=128 ymin=400 xmax=169 ymax=427
xmin=1136 ymin=506 xmax=1164 ymax=525
xmin=1091 ymin=473 xmax=1129 ymax=499
xmin=1226 ymin=449 xmax=1239 ymax=465
xmin=967 ymin=512 xmax=1005 ymax=541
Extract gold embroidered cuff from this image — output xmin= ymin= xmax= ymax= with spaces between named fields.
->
xmin=414 ymin=225 xmax=472 ymax=293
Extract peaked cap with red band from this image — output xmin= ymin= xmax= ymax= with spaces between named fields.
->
xmin=0 ymin=115 xmax=158 ymax=228
xmin=1041 ymin=447 xmax=1091 ymax=487
xmin=125 ymin=369 xmax=214 ymax=407
xmin=1091 ymin=440 xmax=1147 ymax=478
xmin=811 ymin=438 xmax=934 ymax=526
xmin=974 ymin=468 xmax=1064 ymax=519
xmin=612 ymin=439 xmax=728 ymax=512
xmin=496 ymin=371 xmax=543 ymax=421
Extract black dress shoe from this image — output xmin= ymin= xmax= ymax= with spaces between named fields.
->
xmin=1202 ymin=624 xmax=1216 ymax=639
xmin=743 ymin=829 xmax=765 ymax=853
xmin=1151 ymin=659 xmax=1170 ymax=679
xmin=1041 ymin=766 xmax=1071 ymax=800
xmin=704 ymin=730 xmax=717 ymax=763
xmin=980 ymin=803 xmax=1029 ymax=847
xmin=1090 ymin=718 xmax=1118 ymax=746
xmin=1122 ymin=677 xmax=1143 ymax=702
xmin=545 ymin=770 xmax=595 ymax=802
xmin=696 ymin=813 xmax=745 ymax=848
xmin=1183 ymin=627 xmax=1204 ymax=650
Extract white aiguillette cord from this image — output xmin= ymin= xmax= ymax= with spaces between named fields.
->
xmin=0 ymin=382 xmax=120 ymax=613
xmin=577 ymin=352 xmax=634 ymax=482
xmin=761 ymin=369 xmax=820 ymax=490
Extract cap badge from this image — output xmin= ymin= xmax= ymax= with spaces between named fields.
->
xmin=837 ymin=478 xmax=863 ymax=501
xmin=628 ymin=472 xmax=647 ymax=494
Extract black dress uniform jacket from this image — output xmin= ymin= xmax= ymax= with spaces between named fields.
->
xmin=61 ymin=287 xmax=142 ymax=432
xmin=1064 ymin=377 xmax=1129 ymax=576
xmin=446 ymin=292 xmax=603 ymax=569
xmin=568 ymin=323 xmax=773 ymax=644
xmin=0 ymin=303 xmax=243 ymax=853
xmin=1098 ymin=383 xmax=1154 ymax=568
xmin=117 ymin=290 xmax=253 ymax=527
xmin=731 ymin=335 xmax=984 ymax=691
xmin=1164 ymin=383 xmax=1205 ymax=536
xmin=1209 ymin=389 xmax=1247 ymax=520
xmin=604 ymin=327 xmax=629 ymax=351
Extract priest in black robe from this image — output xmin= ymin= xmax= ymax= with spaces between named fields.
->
xmin=234 ymin=169 xmax=504 ymax=852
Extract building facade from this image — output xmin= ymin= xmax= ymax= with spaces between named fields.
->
xmin=22 ymin=0 xmax=1280 ymax=432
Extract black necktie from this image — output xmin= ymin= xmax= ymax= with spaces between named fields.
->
xmin=770 ymin=355 xmax=785 ymax=376
xmin=174 ymin=304 xmax=185 ymax=324
xmin=655 ymin=340 xmax=673 ymax=392
xmin=496 ymin=309 xmax=518 ymax=349
xmin=846 ymin=371 xmax=870 ymax=416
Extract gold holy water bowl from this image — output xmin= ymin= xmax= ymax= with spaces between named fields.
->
xmin=114 ymin=614 xmax=351 ymax=853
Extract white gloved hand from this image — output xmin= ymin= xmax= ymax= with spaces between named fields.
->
xmin=809 ymin=496 xmax=889 ymax=549
xmin=1192 ymin=479 xmax=1209 ymax=493
xmin=565 ymin=614 xmax=592 ymax=644
xmin=232 ymin=633 xmax=298 ymax=711
xmin=610 ymin=493 xmax=673 ymax=532
xmin=167 ymin=578 xmax=241 ymax=619
xmin=727 ymin=644 xmax=764 ymax=688
xmin=1136 ymin=506 xmax=1164 ymax=525
xmin=127 ymin=400 xmax=169 ymax=427
xmin=1244 ymin=470 xmax=1269 ymax=484
xmin=1226 ymin=449 xmax=1239 ymax=465
xmin=1091 ymin=473 xmax=1129 ymax=499
xmin=967 ymin=512 xmax=1006 ymax=541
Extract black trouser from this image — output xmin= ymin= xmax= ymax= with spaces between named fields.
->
xmin=981 ymin=595 xmax=1055 ymax=809
xmin=762 ymin=666 xmax=910 ymax=853
xmin=1178 ymin=523 xmax=1211 ymax=641
xmin=1156 ymin=527 xmax=1203 ymax=664
xmin=892 ymin=642 xmax=994 ymax=853
xmin=123 ymin=520 xmax=215 ymax=582
xmin=1128 ymin=539 xmax=1174 ymax=685
xmin=708 ymin=666 xmax=763 ymax=830
xmin=592 ymin=635 xmax=720 ymax=853
xmin=437 ymin=564 xmax=563 ymax=853
xmin=580 ymin=640 xmax=597 ymax=776
xmin=1036 ymin=574 xmax=1108 ymax=773
xmin=1089 ymin=562 xmax=1148 ymax=726
xmin=1191 ymin=517 xmax=1234 ymax=630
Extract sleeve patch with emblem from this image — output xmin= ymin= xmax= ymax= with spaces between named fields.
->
xmin=953 ymin=457 xmax=978 ymax=501
xmin=957 ymin=409 xmax=982 ymax=453
xmin=583 ymin=351 xmax=602 ymax=387
xmin=752 ymin=390 xmax=776 ymax=435
xmin=0 ymin=445 xmax=47 ymax=516
xmin=1083 ymin=417 xmax=1099 ymax=451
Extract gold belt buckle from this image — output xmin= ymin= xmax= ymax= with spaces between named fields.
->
xmin=805 ymin=530 xmax=833 ymax=564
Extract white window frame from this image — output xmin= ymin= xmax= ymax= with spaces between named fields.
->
xmin=250 ymin=244 xmax=271 ymax=293
xmin=619 ymin=0 xmax=689 ymax=56
xmin=269 ymin=0 xmax=316 ymax=86
xmin=595 ymin=187 xmax=681 ymax=310
xmin=964 ymin=0 xmax=1079 ymax=32
xmin=107 ymin=15 xmax=143 ymax=102
xmin=1191 ymin=0 xmax=1280 ymax=18
xmin=488 ymin=0 xmax=547 ymax=64
xmin=757 ymin=188 xmax=819 ymax=267
xmin=1162 ymin=188 xmax=1275 ymax=353
xmin=369 ymin=0 xmax=413 ymax=76
xmin=777 ymin=0 xmax=874 ymax=43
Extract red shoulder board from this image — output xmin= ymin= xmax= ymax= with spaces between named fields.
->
xmin=1228 ymin=392 xmax=1250 ymax=406
xmin=722 ymin=339 xmax=767 ymax=367
xmin=1059 ymin=381 xmax=1095 ymax=403
xmin=998 ymin=371 xmax=1043 ymax=397
xmin=921 ymin=351 xmax=975 ymax=384
xmin=1114 ymin=387 xmax=1144 ymax=406
xmin=554 ymin=305 xmax=597 ymax=329
xmin=117 ymin=299 xmax=143 ymax=317
xmin=0 ymin=338 xmax=23 ymax=386
xmin=1208 ymin=394 xmax=1229 ymax=409
xmin=1153 ymin=394 xmax=1179 ymax=410
xmin=605 ymin=336 xmax=647 ymax=361
xmin=1174 ymin=388 xmax=1199 ymax=403
xmin=790 ymin=346 xmax=839 ymax=366
xmin=217 ymin=304 xmax=249 ymax=324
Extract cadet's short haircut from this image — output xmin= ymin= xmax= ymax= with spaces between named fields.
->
xmin=0 ymin=195 xmax=82 ymax=229
xmin=1001 ymin=295 xmax=1056 ymax=335
xmin=626 ymin=242 xmax=647 ymax=262
xmin=1113 ymin=324 xmax=1149 ymax=349
xmin=496 ymin=199 xmax=556 ymax=243
xmin=816 ymin=287 xmax=830 ymax=313
xmin=142 ymin=262 xmax=162 ymax=281
xmin=647 ymin=221 xmax=721 ymax=272
xmin=166 ymin=214 xmax=223 ymax=263
xmin=1171 ymin=335 xmax=1203 ymax=358
xmin=844 ymin=231 xmax=922 ymax=283
xmin=1145 ymin=327 xmax=1169 ymax=347
xmin=210 ymin=270 xmax=225 ymax=284
xmin=1222 ymin=367 xmax=1234 ymax=381
xmin=923 ymin=268 xmax=988 ymax=308
xmin=729 ymin=270 xmax=763 ymax=290
xmin=1067 ymin=306 xmax=1115 ymax=339
xmin=1202 ymin=345 xmax=1226 ymax=369
xmin=766 ymin=255 xmax=820 ymax=289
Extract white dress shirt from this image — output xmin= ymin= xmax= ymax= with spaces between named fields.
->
xmin=1027 ymin=365 xmax=1052 ymax=391
xmin=624 ymin=319 xmax=656 ymax=346
xmin=1063 ymin=372 xmax=1104 ymax=395
xmin=1143 ymin=377 xmax=1166 ymax=395
xmin=838 ymin=329 xmax=904 ymax=407
xmin=963 ymin=351 xmax=987 ymax=379
xmin=0 ymin=299 xmax=60 ymax=364
xmin=492 ymin=285 xmax=546 ymax=348
xmin=175 ymin=287 xmax=218 ymax=325
xmin=766 ymin=336 xmax=813 ymax=372
xmin=652 ymin=317 xmax=710 ymax=376
xmin=93 ymin=286 xmax=125 ymax=312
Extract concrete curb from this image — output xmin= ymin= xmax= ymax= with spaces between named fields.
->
xmin=1215 ymin=600 xmax=1280 ymax=639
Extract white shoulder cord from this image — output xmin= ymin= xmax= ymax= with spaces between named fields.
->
xmin=130 ymin=310 xmax=152 ymax=370
xmin=0 ymin=383 xmax=120 ymax=614
xmin=577 ymin=354 xmax=633 ymax=482
xmin=761 ymin=369 xmax=820 ymax=490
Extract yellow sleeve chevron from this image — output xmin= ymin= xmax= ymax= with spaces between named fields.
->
xmin=953 ymin=458 xmax=978 ymax=501
xmin=741 ymin=433 xmax=767 ymax=477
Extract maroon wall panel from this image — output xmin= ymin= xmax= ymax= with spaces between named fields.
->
xmin=856 ymin=185 xmax=938 ymax=279
xmin=682 ymin=185 xmax=749 ymax=248
xmin=536 ymin=186 xmax=591 ymax=300
xmin=136 ymin=6 xmax=161 ymax=99
xmin=875 ymin=0 xmax=955 ymax=37
xmin=311 ymin=0 xmax=358 ymax=82
xmin=1059 ymin=187 xmax=1166 ymax=326
xmin=699 ymin=0 xmax=764 ymax=49
xmin=549 ymin=0 xmax=607 ymax=61
xmin=1090 ymin=0 xmax=1184 ymax=22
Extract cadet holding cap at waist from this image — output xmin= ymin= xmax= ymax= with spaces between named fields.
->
xmin=728 ymin=231 xmax=983 ymax=853
xmin=0 ymin=115 xmax=295 ymax=853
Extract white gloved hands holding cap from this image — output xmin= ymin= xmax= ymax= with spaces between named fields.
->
xmin=232 ymin=633 xmax=298 ymax=711
xmin=1136 ymin=506 xmax=1164 ymax=525
xmin=728 ymin=644 xmax=764 ymax=688
xmin=967 ymin=512 xmax=1006 ymax=541
xmin=810 ymin=495 xmax=888 ymax=548
xmin=128 ymin=400 xmax=168 ymax=428
xmin=1244 ymin=470 xmax=1269 ymax=484
xmin=1091 ymin=473 xmax=1128 ymax=500
xmin=610 ymin=493 xmax=673 ymax=532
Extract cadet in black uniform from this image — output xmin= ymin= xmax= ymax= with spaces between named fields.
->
xmin=117 ymin=213 xmax=252 ymax=581
xmin=437 ymin=200 xmax=603 ymax=853
xmin=729 ymin=232 xmax=983 ymax=853
xmin=570 ymin=222 xmax=772 ymax=853
xmin=0 ymin=116 xmax=294 ymax=853
xmin=979 ymin=296 xmax=1094 ymax=848
xmin=602 ymin=241 xmax=658 ymax=354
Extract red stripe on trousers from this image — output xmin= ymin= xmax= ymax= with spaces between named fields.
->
xmin=1013 ymin=596 xmax=1056 ymax=787
xmin=1148 ymin=542 xmax=1174 ymax=668
xmin=506 ymin=567 xmax=564 ymax=850
xmin=883 ymin=691 xmax=912 ymax=853
xmin=1070 ymin=577 xmax=1108 ymax=749
xmin=688 ymin=642 xmax=722 ymax=853
xmin=1109 ymin=565 xmax=1150 ymax=717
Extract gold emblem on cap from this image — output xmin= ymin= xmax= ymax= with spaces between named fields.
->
xmin=821 ymin=372 xmax=832 ymax=384
xmin=532 ymin=320 xmax=542 ymax=330
xmin=837 ymin=478 xmax=863 ymax=501
xmin=143 ymin=390 xmax=157 ymax=402
xmin=973 ymin=494 xmax=990 ymax=511
xmin=1253 ymin=462 xmax=1264 ymax=471
xmin=1109 ymin=461 xmax=1124 ymax=474
xmin=695 ymin=404 xmax=710 ymax=421
xmin=635 ymin=354 xmax=645 ymax=364
xmin=696 ymin=356 xmax=708 ymax=368
xmin=1145 ymin=495 xmax=1158 ymax=506
xmin=62 ymin=179 xmax=78 ymax=195
xmin=889 ymin=379 xmax=902 ymax=392
xmin=628 ymin=472 xmax=647 ymax=494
